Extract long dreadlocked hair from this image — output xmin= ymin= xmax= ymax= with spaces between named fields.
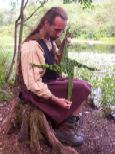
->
xmin=25 ymin=7 xmax=68 ymax=42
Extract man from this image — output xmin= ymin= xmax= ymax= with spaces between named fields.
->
xmin=19 ymin=7 xmax=91 ymax=146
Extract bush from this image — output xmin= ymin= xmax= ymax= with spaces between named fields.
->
xmin=0 ymin=49 xmax=12 ymax=86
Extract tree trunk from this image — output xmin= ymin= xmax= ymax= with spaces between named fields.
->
xmin=2 ymin=98 xmax=78 ymax=154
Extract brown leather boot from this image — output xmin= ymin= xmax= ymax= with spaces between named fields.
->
xmin=55 ymin=115 xmax=85 ymax=146
xmin=65 ymin=115 xmax=80 ymax=126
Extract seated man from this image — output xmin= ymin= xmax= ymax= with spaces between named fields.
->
xmin=19 ymin=7 xmax=91 ymax=146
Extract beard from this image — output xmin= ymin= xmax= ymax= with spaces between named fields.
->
xmin=50 ymin=36 xmax=58 ymax=41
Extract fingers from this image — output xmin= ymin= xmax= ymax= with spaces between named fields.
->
xmin=58 ymin=98 xmax=72 ymax=109
xmin=66 ymin=106 xmax=70 ymax=109
xmin=65 ymin=100 xmax=72 ymax=109
xmin=64 ymin=103 xmax=70 ymax=109
xmin=66 ymin=100 xmax=72 ymax=105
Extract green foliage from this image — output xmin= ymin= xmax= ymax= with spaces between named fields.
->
xmin=0 ymin=48 xmax=13 ymax=101
xmin=0 ymin=0 xmax=115 ymax=40
xmin=65 ymin=0 xmax=115 ymax=39
xmin=0 ymin=34 xmax=13 ymax=87
xmin=0 ymin=89 xmax=12 ymax=101
xmin=0 ymin=10 xmax=4 ymax=26
xmin=73 ymin=52 xmax=115 ymax=108
xmin=10 ymin=0 xmax=19 ymax=11
xmin=0 ymin=50 xmax=12 ymax=86
xmin=63 ymin=0 xmax=93 ymax=8
xmin=75 ymin=68 xmax=115 ymax=108
xmin=101 ymin=74 xmax=115 ymax=106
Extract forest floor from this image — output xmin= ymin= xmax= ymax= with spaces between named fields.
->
xmin=0 ymin=87 xmax=115 ymax=154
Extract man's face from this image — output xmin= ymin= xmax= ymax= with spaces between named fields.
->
xmin=46 ymin=16 xmax=67 ymax=41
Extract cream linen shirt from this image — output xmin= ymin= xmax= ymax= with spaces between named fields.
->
xmin=20 ymin=40 xmax=54 ymax=99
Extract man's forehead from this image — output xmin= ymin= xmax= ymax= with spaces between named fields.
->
xmin=53 ymin=16 xmax=66 ymax=23
xmin=53 ymin=16 xmax=67 ymax=27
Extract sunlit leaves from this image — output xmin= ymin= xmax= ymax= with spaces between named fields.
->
xmin=63 ymin=0 xmax=93 ymax=8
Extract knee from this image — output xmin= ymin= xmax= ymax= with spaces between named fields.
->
xmin=74 ymin=80 xmax=92 ymax=94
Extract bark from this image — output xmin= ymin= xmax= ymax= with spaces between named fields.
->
xmin=6 ymin=0 xmax=26 ymax=82
xmin=2 ymin=98 xmax=78 ymax=154
xmin=1 ymin=98 xmax=21 ymax=134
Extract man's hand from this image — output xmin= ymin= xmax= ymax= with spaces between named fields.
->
xmin=55 ymin=98 xmax=72 ymax=109
xmin=51 ymin=95 xmax=72 ymax=109
xmin=65 ymin=33 xmax=72 ymax=46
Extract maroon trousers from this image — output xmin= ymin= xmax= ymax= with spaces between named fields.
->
xmin=21 ymin=78 xmax=91 ymax=124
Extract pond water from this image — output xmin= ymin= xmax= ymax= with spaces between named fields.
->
xmin=69 ymin=43 xmax=115 ymax=107
xmin=69 ymin=43 xmax=115 ymax=70
xmin=70 ymin=43 xmax=115 ymax=53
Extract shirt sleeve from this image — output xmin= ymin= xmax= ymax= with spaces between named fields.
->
xmin=20 ymin=40 xmax=52 ymax=99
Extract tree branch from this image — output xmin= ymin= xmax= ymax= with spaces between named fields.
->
xmin=23 ymin=0 xmax=48 ymax=23
xmin=23 ymin=0 xmax=28 ymax=9
xmin=6 ymin=0 xmax=26 ymax=82
xmin=6 ymin=16 xmax=20 ymax=82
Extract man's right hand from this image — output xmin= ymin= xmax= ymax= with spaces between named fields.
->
xmin=51 ymin=95 xmax=72 ymax=109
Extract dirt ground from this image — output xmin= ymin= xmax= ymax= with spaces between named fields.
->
xmin=0 ymin=99 xmax=115 ymax=154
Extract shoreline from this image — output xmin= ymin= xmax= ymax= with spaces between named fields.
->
xmin=72 ymin=38 xmax=115 ymax=46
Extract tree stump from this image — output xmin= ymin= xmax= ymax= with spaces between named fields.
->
xmin=2 ymin=98 xmax=78 ymax=154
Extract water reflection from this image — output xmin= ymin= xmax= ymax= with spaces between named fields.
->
xmin=69 ymin=51 xmax=115 ymax=69
xmin=69 ymin=43 xmax=115 ymax=53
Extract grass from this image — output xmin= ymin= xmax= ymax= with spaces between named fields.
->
xmin=0 ymin=39 xmax=14 ymax=100
xmin=0 ymin=53 xmax=14 ymax=101
xmin=100 ymin=37 xmax=115 ymax=45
